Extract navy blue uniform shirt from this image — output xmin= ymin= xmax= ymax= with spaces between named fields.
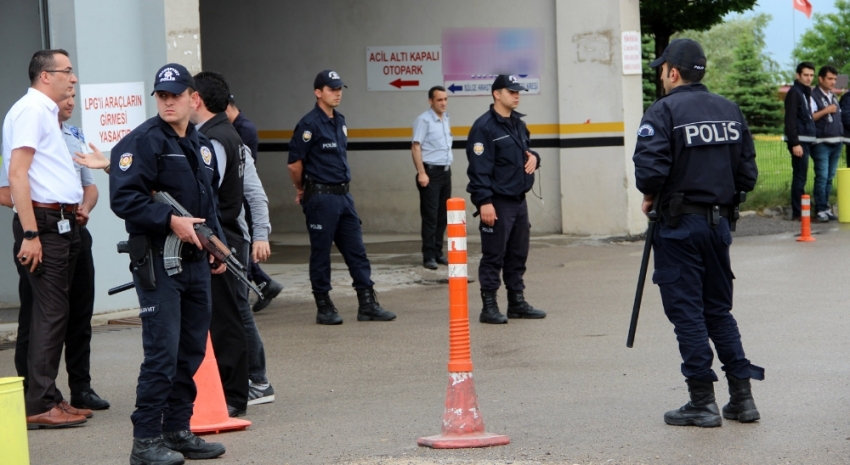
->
xmin=466 ymin=104 xmax=540 ymax=207
xmin=110 ymin=115 xmax=223 ymax=245
xmin=288 ymin=104 xmax=350 ymax=185
xmin=232 ymin=111 xmax=259 ymax=162
xmin=633 ymin=83 xmax=758 ymax=209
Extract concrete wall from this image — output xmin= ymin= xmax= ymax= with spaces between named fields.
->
xmin=0 ymin=0 xmax=46 ymax=303
xmin=200 ymin=0 xmax=572 ymax=234
xmin=555 ymin=0 xmax=646 ymax=236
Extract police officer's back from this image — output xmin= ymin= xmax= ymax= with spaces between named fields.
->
xmin=633 ymin=39 xmax=762 ymax=429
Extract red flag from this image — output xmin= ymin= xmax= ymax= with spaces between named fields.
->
xmin=794 ymin=0 xmax=812 ymax=18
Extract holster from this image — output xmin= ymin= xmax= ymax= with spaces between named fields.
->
xmin=666 ymin=193 xmax=684 ymax=228
xmin=125 ymin=235 xmax=156 ymax=290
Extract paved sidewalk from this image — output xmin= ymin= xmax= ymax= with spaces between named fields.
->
xmin=1 ymin=216 xmax=849 ymax=464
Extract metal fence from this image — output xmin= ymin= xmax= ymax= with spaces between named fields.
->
xmin=751 ymin=135 xmax=847 ymax=207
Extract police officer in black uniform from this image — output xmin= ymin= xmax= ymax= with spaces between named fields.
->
xmin=633 ymin=39 xmax=763 ymax=428
xmin=110 ymin=63 xmax=226 ymax=465
xmin=466 ymin=75 xmax=546 ymax=324
xmin=287 ymin=70 xmax=396 ymax=325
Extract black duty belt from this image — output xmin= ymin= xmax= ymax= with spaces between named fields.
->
xmin=680 ymin=204 xmax=730 ymax=217
xmin=307 ymin=183 xmax=349 ymax=195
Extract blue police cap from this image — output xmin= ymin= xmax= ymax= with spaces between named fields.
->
xmin=314 ymin=70 xmax=347 ymax=90
xmin=492 ymin=75 xmax=527 ymax=92
xmin=151 ymin=63 xmax=195 ymax=96
xmin=650 ymin=39 xmax=706 ymax=71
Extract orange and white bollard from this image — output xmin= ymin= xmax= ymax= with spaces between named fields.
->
xmin=417 ymin=198 xmax=510 ymax=449
xmin=797 ymin=194 xmax=816 ymax=242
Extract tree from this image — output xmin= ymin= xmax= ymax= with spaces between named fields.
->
xmin=640 ymin=0 xmax=757 ymax=97
xmin=641 ymin=14 xmax=780 ymax=110
xmin=724 ymin=32 xmax=784 ymax=134
xmin=642 ymin=34 xmax=656 ymax=111
xmin=675 ymin=14 xmax=779 ymax=96
xmin=791 ymin=0 xmax=850 ymax=74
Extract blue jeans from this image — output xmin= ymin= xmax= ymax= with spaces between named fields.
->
xmin=237 ymin=242 xmax=268 ymax=384
xmin=810 ymin=142 xmax=842 ymax=213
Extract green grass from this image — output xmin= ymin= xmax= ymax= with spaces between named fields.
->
xmin=747 ymin=136 xmax=846 ymax=211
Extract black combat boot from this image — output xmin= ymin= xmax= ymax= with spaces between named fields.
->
xmin=722 ymin=375 xmax=760 ymax=422
xmin=129 ymin=437 xmax=184 ymax=465
xmin=506 ymin=290 xmax=547 ymax=319
xmin=162 ymin=430 xmax=226 ymax=460
xmin=356 ymin=287 xmax=397 ymax=321
xmin=314 ymin=292 xmax=343 ymax=325
xmin=479 ymin=290 xmax=507 ymax=324
xmin=663 ymin=378 xmax=722 ymax=427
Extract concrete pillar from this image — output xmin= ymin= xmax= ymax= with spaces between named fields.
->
xmin=164 ymin=0 xmax=202 ymax=73
xmin=34 ymin=0 xmax=200 ymax=313
xmin=555 ymin=0 xmax=645 ymax=236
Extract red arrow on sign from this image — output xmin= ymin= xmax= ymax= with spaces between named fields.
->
xmin=390 ymin=78 xmax=419 ymax=88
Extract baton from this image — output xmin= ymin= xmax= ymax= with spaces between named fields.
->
xmin=627 ymin=196 xmax=659 ymax=348
xmin=108 ymin=282 xmax=135 ymax=295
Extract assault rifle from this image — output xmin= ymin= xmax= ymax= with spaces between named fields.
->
xmin=155 ymin=191 xmax=264 ymax=299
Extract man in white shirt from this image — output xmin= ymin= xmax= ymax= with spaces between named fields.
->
xmin=1 ymin=92 xmax=111 ymax=417
xmin=2 ymin=49 xmax=87 ymax=429
xmin=411 ymin=86 xmax=453 ymax=270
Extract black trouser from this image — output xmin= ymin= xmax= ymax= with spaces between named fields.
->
xmin=790 ymin=143 xmax=811 ymax=218
xmin=132 ymin=255 xmax=211 ymax=438
xmin=209 ymin=231 xmax=249 ymax=411
xmin=303 ymin=193 xmax=373 ymax=293
xmin=652 ymin=215 xmax=762 ymax=383
xmin=13 ymin=208 xmax=81 ymax=416
xmin=14 ymin=221 xmax=95 ymax=396
xmin=417 ymin=165 xmax=451 ymax=261
xmin=478 ymin=196 xmax=529 ymax=292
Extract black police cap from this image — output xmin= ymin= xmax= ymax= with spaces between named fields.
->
xmin=314 ymin=70 xmax=347 ymax=90
xmin=650 ymin=39 xmax=706 ymax=71
xmin=151 ymin=63 xmax=195 ymax=96
xmin=491 ymin=75 xmax=528 ymax=92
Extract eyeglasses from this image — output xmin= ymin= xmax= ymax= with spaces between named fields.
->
xmin=44 ymin=68 xmax=74 ymax=75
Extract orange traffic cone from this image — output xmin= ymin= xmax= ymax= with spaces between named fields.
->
xmin=189 ymin=333 xmax=251 ymax=434
xmin=417 ymin=198 xmax=510 ymax=449
xmin=797 ymin=194 xmax=816 ymax=242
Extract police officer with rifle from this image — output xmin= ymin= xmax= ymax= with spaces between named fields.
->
xmin=110 ymin=63 xmax=227 ymax=465
xmin=632 ymin=39 xmax=762 ymax=429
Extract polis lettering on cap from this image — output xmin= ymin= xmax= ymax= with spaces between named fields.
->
xmin=491 ymin=75 xmax=528 ymax=92
xmin=314 ymin=70 xmax=347 ymax=90
xmin=649 ymin=38 xmax=706 ymax=71
xmin=151 ymin=63 xmax=195 ymax=96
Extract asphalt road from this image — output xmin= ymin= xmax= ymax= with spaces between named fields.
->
xmin=2 ymin=215 xmax=849 ymax=465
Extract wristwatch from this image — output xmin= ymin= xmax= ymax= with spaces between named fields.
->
xmin=23 ymin=230 xmax=39 ymax=240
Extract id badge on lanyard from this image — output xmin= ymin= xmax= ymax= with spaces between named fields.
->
xmin=57 ymin=208 xmax=71 ymax=234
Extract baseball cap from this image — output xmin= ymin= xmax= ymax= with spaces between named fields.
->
xmin=649 ymin=39 xmax=706 ymax=71
xmin=314 ymin=70 xmax=347 ymax=89
xmin=151 ymin=63 xmax=195 ymax=96
xmin=491 ymin=75 xmax=528 ymax=92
